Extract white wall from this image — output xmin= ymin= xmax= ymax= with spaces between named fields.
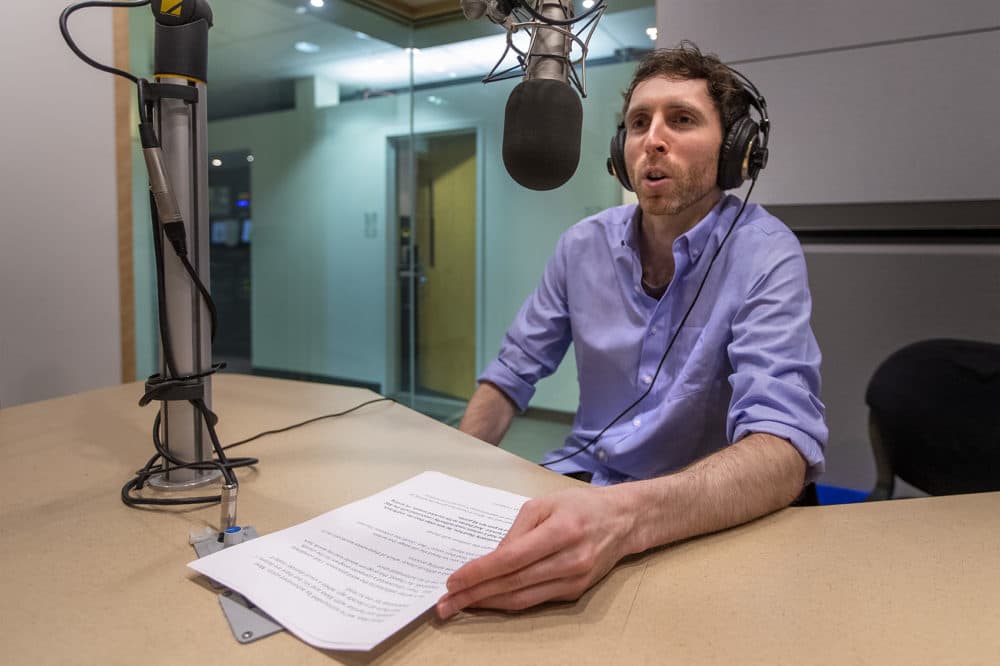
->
xmin=0 ymin=2 xmax=121 ymax=408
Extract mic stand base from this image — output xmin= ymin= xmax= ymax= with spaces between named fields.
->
xmin=147 ymin=469 xmax=221 ymax=490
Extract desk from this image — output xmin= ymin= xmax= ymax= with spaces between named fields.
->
xmin=2 ymin=375 xmax=998 ymax=665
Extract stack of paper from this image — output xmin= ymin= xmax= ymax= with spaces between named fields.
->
xmin=188 ymin=471 xmax=528 ymax=651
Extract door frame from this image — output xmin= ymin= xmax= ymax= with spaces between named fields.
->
xmin=383 ymin=123 xmax=486 ymax=403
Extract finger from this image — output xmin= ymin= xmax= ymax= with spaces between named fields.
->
xmin=447 ymin=507 xmax=572 ymax=594
xmin=497 ymin=497 xmax=549 ymax=546
xmin=441 ymin=543 xmax=585 ymax=615
xmin=470 ymin=574 xmax=589 ymax=612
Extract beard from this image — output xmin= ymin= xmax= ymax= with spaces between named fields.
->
xmin=635 ymin=152 xmax=718 ymax=217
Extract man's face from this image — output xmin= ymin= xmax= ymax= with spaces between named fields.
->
xmin=623 ymin=77 xmax=724 ymax=218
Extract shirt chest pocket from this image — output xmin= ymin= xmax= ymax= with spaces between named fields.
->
xmin=664 ymin=325 xmax=727 ymax=400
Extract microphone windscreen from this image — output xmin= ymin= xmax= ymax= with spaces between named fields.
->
xmin=502 ymin=79 xmax=583 ymax=191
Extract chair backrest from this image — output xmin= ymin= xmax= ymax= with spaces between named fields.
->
xmin=865 ymin=338 xmax=1000 ymax=498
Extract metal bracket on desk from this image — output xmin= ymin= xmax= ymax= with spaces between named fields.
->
xmin=218 ymin=589 xmax=284 ymax=644
xmin=191 ymin=526 xmax=285 ymax=644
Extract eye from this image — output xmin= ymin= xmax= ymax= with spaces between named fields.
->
xmin=672 ymin=113 xmax=695 ymax=126
xmin=628 ymin=116 xmax=648 ymax=132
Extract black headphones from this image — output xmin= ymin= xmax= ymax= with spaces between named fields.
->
xmin=607 ymin=66 xmax=770 ymax=192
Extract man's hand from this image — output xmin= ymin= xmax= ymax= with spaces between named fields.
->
xmin=435 ymin=485 xmax=637 ymax=617
xmin=435 ymin=434 xmax=806 ymax=618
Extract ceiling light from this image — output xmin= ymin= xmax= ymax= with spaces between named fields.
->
xmin=246 ymin=155 xmax=255 ymax=163
xmin=295 ymin=41 xmax=320 ymax=54
xmin=646 ymin=27 xmax=658 ymax=41
xmin=309 ymin=0 xmax=324 ymax=7
xmin=211 ymin=158 xmax=222 ymax=167
xmin=582 ymin=0 xmax=595 ymax=7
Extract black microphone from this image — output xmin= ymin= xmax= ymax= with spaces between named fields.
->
xmin=501 ymin=0 xmax=582 ymax=190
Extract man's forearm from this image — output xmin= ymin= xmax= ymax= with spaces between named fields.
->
xmin=458 ymin=382 xmax=518 ymax=445
xmin=617 ymin=433 xmax=807 ymax=555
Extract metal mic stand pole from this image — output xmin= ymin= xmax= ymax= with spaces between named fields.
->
xmin=142 ymin=2 xmax=219 ymax=492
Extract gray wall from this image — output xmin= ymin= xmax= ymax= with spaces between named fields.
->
xmin=657 ymin=0 xmax=1000 ymax=489
xmin=0 ymin=1 xmax=121 ymax=408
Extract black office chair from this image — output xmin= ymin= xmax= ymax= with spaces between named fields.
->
xmin=865 ymin=338 xmax=1000 ymax=500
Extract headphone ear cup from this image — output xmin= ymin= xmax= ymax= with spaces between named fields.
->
xmin=607 ymin=124 xmax=633 ymax=191
xmin=717 ymin=116 xmax=759 ymax=191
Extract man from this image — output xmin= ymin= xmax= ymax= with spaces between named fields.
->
xmin=436 ymin=43 xmax=827 ymax=618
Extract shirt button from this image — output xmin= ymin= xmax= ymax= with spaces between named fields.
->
xmin=641 ymin=374 xmax=653 ymax=385
xmin=649 ymin=327 xmax=658 ymax=336
xmin=595 ymin=447 xmax=608 ymax=462
xmin=632 ymin=417 xmax=641 ymax=427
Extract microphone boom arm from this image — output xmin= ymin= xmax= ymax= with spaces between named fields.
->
xmin=482 ymin=0 xmax=606 ymax=97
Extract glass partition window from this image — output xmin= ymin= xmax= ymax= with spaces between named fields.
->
xmin=130 ymin=0 xmax=656 ymax=431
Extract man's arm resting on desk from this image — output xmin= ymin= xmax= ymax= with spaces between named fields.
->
xmin=457 ymin=382 xmax=518 ymax=446
xmin=436 ymin=432 xmax=806 ymax=616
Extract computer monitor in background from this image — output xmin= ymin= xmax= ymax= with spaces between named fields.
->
xmin=210 ymin=219 xmax=241 ymax=247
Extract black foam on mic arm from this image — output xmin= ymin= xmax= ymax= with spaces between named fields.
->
xmin=502 ymin=79 xmax=583 ymax=191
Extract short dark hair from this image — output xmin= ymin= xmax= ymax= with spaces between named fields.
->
xmin=621 ymin=41 xmax=749 ymax=136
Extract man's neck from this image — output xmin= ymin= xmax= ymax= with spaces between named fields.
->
xmin=639 ymin=189 xmax=722 ymax=283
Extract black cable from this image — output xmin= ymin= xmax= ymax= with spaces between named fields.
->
xmin=541 ymin=180 xmax=758 ymax=468
xmin=121 ymin=397 xmax=396 ymax=507
xmin=177 ymin=253 xmax=219 ymax=342
xmin=148 ymin=191 xmax=179 ymax=377
xmin=59 ymin=1 xmax=151 ymax=84
xmin=222 ymin=398 xmax=395 ymax=451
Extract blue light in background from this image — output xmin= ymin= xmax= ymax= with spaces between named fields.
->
xmin=236 ymin=199 xmax=250 ymax=208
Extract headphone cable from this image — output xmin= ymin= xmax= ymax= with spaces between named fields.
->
xmin=541 ymin=179 xmax=757 ymax=468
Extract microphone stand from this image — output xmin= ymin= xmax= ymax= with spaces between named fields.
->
xmin=58 ymin=0 xmax=276 ymax=643
xmin=141 ymin=1 xmax=219 ymax=492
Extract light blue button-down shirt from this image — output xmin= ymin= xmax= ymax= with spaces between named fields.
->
xmin=480 ymin=195 xmax=827 ymax=485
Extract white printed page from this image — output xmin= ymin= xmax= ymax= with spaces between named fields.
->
xmin=188 ymin=471 xmax=528 ymax=651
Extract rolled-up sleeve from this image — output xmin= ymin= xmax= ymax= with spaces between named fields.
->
xmin=478 ymin=234 xmax=574 ymax=412
xmin=726 ymin=237 xmax=828 ymax=481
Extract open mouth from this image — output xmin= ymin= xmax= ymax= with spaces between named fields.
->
xmin=644 ymin=169 xmax=670 ymax=183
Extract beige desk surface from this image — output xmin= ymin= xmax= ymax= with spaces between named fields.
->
xmin=1 ymin=374 xmax=998 ymax=665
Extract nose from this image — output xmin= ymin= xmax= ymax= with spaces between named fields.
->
xmin=643 ymin=115 xmax=669 ymax=155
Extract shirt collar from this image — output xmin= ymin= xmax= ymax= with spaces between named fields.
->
xmin=680 ymin=195 xmax=731 ymax=264
xmin=620 ymin=195 xmax=735 ymax=264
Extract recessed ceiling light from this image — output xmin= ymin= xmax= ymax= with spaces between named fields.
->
xmin=211 ymin=158 xmax=222 ymax=167
xmin=309 ymin=0 xmax=324 ymax=7
xmin=646 ymin=27 xmax=658 ymax=41
xmin=582 ymin=0 xmax=595 ymax=7
xmin=246 ymin=155 xmax=255 ymax=163
xmin=295 ymin=41 xmax=321 ymax=54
